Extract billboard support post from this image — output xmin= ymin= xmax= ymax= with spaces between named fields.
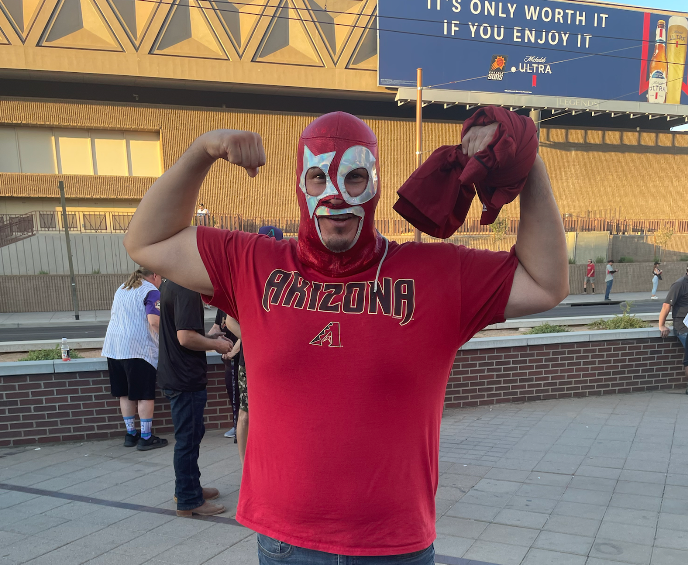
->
xmin=414 ymin=67 xmax=423 ymax=243
xmin=58 ymin=181 xmax=80 ymax=321
xmin=530 ymin=109 xmax=541 ymax=151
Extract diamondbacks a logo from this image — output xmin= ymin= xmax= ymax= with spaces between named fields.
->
xmin=309 ymin=322 xmax=341 ymax=347
xmin=487 ymin=55 xmax=508 ymax=80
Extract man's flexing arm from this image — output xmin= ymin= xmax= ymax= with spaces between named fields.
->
xmin=462 ymin=124 xmax=568 ymax=319
xmin=503 ymin=155 xmax=569 ymax=317
xmin=124 ymin=130 xmax=265 ymax=295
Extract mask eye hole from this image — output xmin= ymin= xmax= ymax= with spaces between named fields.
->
xmin=344 ymin=168 xmax=369 ymax=197
xmin=305 ymin=167 xmax=327 ymax=197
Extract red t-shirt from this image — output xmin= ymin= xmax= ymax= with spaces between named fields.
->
xmin=197 ymin=227 xmax=518 ymax=556
xmin=586 ymin=263 xmax=595 ymax=277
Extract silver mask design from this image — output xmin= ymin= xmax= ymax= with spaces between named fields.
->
xmin=299 ymin=147 xmax=337 ymax=217
xmin=336 ymin=146 xmax=378 ymax=205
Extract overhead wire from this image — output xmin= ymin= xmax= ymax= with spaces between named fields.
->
xmin=127 ymin=0 xmax=688 ymax=59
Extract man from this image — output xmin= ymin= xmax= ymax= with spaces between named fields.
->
xmin=659 ymin=266 xmax=688 ymax=394
xmin=584 ymin=259 xmax=595 ymax=294
xmin=604 ymin=259 xmax=618 ymax=301
xmin=124 ymin=111 xmax=568 ymax=560
xmin=157 ymin=279 xmax=233 ymax=517
xmin=102 ymin=268 xmax=166 ymax=450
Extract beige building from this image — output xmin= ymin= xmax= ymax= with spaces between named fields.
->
xmin=0 ymin=0 xmax=687 ymax=230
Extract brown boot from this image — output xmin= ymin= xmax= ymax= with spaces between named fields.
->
xmin=177 ymin=500 xmax=226 ymax=517
xmin=174 ymin=487 xmax=220 ymax=504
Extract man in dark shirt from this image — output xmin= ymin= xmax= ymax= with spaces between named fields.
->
xmin=158 ymin=279 xmax=233 ymax=516
xmin=659 ymin=267 xmax=688 ymax=393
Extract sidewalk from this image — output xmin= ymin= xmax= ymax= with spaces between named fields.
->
xmin=1 ymin=391 xmax=687 ymax=565
xmin=562 ymin=291 xmax=668 ymax=306
xmin=0 ymin=308 xmax=219 ymax=328
xmin=0 ymin=293 xmax=668 ymax=328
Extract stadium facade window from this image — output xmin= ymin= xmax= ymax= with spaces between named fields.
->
xmin=0 ymin=127 xmax=162 ymax=177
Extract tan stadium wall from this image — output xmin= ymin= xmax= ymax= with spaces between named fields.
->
xmin=3 ymin=98 xmax=688 ymax=222
xmin=0 ymin=274 xmax=125 ymax=313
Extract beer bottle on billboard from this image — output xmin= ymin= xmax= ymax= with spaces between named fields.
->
xmin=649 ymin=20 xmax=668 ymax=104
xmin=667 ymin=16 xmax=688 ymax=105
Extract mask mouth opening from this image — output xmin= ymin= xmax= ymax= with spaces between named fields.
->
xmin=314 ymin=206 xmax=365 ymax=253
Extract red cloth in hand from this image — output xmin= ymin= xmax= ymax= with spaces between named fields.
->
xmin=393 ymin=106 xmax=539 ymax=239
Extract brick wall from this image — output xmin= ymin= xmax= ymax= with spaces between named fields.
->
xmin=1 ymin=336 xmax=686 ymax=447
xmin=0 ymin=364 xmax=232 ymax=447
xmin=447 ymin=337 xmax=687 ymax=408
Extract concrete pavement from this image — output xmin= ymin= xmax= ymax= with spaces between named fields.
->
xmin=1 ymin=391 xmax=687 ymax=565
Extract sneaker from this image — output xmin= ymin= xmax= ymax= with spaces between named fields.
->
xmin=651 ymin=296 xmax=658 ymax=300
xmin=177 ymin=500 xmax=225 ymax=517
xmin=136 ymin=435 xmax=168 ymax=451
xmin=224 ymin=427 xmax=236 ymax=438
xmin=124 ymin=431 xmax=140 ymax=447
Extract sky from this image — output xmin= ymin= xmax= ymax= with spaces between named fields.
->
xmin=595 ymin=1 xmax=687 ymax=12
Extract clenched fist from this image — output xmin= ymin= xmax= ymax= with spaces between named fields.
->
xmin=461 ymin=122 xmax=499 ymax=158
xmin=199 ymin=130 xmax=266 ymax=178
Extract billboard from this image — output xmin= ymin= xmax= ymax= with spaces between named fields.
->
xmin=378 ymin=0 xmax=688 ymax=112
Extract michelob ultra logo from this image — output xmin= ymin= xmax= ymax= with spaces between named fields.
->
xmin=487 ymin=55 xmax=508 ymax=80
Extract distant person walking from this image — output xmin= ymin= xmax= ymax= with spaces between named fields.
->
xmin=157 ymin=279 xmax=233 ymax=517
xmin=659 ymin=266 xmax=688 ymax=394
xmin=604 ymin=260 xmax=618 ymax=301
xmin=584 ymin=259 xmax=595 ymax=294
xmin=102 ymin=268 xmax=167 ymax=450
xmin=651 ymin=262 xmax=663 ymax=300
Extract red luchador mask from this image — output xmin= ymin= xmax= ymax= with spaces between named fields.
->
xmin=296 ymin=112 xmax=385 ymax=277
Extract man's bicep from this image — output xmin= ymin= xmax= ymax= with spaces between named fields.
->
xmin=504 ymin=263 xmax=561 ymax=319
xmin=133 ymin=228 xmax=213 ymax=296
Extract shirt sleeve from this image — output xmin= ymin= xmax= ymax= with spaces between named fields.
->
xmin=144 ymin=290 xmax=161 ymax=316
xmin=457 ymin=245 xmax=518 ymax=346
xmin=197 ymin=227 xmax=255 ymax=320
xmin=665 ymin=282 xmax=679 ymax=306
xmin=174 ymin=287 xmax=204 ymax=332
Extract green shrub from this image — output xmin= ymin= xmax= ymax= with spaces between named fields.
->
xmin=38 ymin=270 xmax=49 ymax=275
xmin=524 ymin=323 xmax=570 ymax=334
xmin=680 ymin=255 xmax=688 ymax=261
xmin=594 ymin=256 xmax=606 ymax=263
xmin=568 ymin=257 xmax=576 ymax=264
xmin=19 ymin=345 xmax=82 ymax=361
xmin=588 ymin=301 xmax=649 ymax=330
xmin=91 ymin=269 xmax=101 ymax=274
xmin=618 ymin=256 xmax=634 ymax=263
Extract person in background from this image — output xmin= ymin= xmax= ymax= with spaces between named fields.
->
xmin=651 ymin=261 xmax=663 ymax=300
xmin=584 ymin=259 xmax=595 ymax=294
xmin=604 ymin=260 xmax=618 ymax=301
xmin=102 ymin=268 xmax=166 ymax=450
xmin=209 ymin=309 xmax=241 ymax=439
xmin=157 ymin=279 xmax=233 ymax=517
xmin=659 ymin=266 xmax=688 ymax=394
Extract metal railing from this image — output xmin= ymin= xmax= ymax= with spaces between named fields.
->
xmin=0 ymin=213 xmax=36 ymax=248
xmin=1 ymin=211 xmax=135 ymax=235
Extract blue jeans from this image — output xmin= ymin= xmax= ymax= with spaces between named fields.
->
xmin=652 ymin=275 xmax=659 ymax=295
xmin=676 ymin=331 xmax=688 ymax=367
xmin=163 ymin=388 xmax=207 ymax=511
xmin=604 ymin=279 xmax=613 ymax=300
xmin=257 ymin=534 xmax=435 ymax=564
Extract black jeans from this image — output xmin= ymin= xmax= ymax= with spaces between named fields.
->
xmin=163 ymin=388 xmax=207 ymax=511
